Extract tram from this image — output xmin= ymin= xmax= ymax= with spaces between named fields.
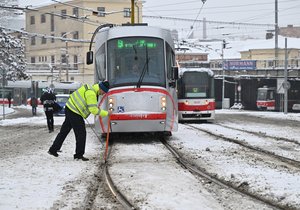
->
xmin=256 ymin=83 xmax=300 ymax=112
xmin=256 ymin=86 xmax=276 ymax=111
xmin=177 ymin=68 xmax=215 ymax=122
xmin=87 ymin=24 xmax=179 ymax=135
xmin=0 ymin=80 xmax=81 ymax=105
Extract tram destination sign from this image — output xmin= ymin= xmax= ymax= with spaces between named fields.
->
xmin=223 ymin=60 xmax=256 ymax=70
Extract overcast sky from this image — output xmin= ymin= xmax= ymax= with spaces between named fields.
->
xmin=18 ymin=0 xmax=300 ymax=39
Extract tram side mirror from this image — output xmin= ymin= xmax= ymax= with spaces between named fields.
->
xmin=169 ymin=66 xmax=178 ymax=87
xmin=172 ymin=66 xmax=179 ymax=80
xmin=86 ymin=51 xmax=94 ymax=65
xmin=169 ymin=81 xmax=176 ymax=88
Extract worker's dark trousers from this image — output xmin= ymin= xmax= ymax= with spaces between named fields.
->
xmin=49 ymin=106 xmax=86 ymax=157
xmin=45 ymin=111 xmax=54 ymax=131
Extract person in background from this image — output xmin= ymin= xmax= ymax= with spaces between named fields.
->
xmin=40 ymin=87 xmax=56 ymax=133
xmin=30 ymin=96 xmax=38 ymax=116
xmin=48 ymin=80 xmax=110 ymax=161
xmin=7 ymin=92 xmax=12 ymax=108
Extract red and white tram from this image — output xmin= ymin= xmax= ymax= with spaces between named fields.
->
xmin=87 ymin=24 xmax=179 ymax=135
xmin=256 ymin=86 xmax=276 ymax=111
xmin=177 ymin=68 xmax=215 ymax=122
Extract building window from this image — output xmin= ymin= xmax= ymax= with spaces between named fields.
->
xmin=41 ymin=37 xmax=47 ymax=44
xmin=74 ymin=55 xmax=78 ymax=69
xmin=97 ymin=7 xmax=105 ymax=17
xmin=61 ymin=54 xmax=67 ymax=63
xmin=73 ymin=7 xmax=79 ymax=17
xmin=73 ymin=31 xmax=79 ymax=39
xmin=51 ymin=13 xmax=55 ymax=32
xmin=124 ymin=8 xmax=130 ymax=17
xmin=31 ymin=57 xmax=35 ymax=63
xmin=61 ymin=9 xmax=67 ymax=19
xmin=268 ymin=61 xmax=274 ymax=67
xmin=31 ymin=37 xmax=36 ymax=45
xmin=51 ymin=55 xmax=55 ymax=64
xmin=39 ymin=56 xmax=47 ymax=62
xmin=30 ymin=16 xmax=35 ymax=24
xmin=41 ymin=14 xmax=46 ymax=23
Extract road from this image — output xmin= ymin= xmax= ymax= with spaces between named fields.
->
xmin=1 ymin=108 xmax=299 ymax=209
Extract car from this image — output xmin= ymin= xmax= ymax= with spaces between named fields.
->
xmin=55 ymin=94 xmax=70 ymax=116
xmin=292 ymin=104 xmax=300 ymax=112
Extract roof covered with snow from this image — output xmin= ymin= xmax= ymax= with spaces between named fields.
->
xmin=176 ymin=35 xmax=300 ymax=60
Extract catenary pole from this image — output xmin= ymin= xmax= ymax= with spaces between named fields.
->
xmin=131 ymin=0 xmax=135 ymax=24
xmin=284 ymin=38 xmax=288 ymax=114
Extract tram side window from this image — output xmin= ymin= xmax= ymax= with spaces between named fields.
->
xmin=268 ymin=90 xmax=274 ymax=100
xmin=166 ymin=43 xmax=174 ymax=80
xmin=95 ymin=45 xmax=106 ymax=81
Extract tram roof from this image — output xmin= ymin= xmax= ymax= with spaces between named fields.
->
xmin=95 ymin=25 xmax=174 ymax=49
xmin=179 ymin=67 xmax=214 ymax=77
xmin=6 ymin=81 xmax=81 ymax=89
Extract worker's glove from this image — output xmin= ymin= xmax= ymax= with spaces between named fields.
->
xmin=100 ymin=109 xmax=108 ymax=117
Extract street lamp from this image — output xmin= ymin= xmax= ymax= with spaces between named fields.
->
xmin=61 ymin=31 xmax=76 ymax=82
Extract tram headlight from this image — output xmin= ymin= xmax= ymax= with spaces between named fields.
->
xmin=108 ymin=97 xmax=115 ymax=112
xmin=161 ymin=96 xmax=167 ymax=111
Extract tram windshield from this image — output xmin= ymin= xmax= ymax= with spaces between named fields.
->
xmin=257 ymin=89 xmax=267 ymax=100
xmin=179 ymin=72 xmax=213 ymax=98
xmin=107 ymin=37 xmax=165 ymax=87
xmin=257 ymin=89 xmax=274 ymax=100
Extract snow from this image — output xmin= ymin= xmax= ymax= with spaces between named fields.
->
xmin=1 ymin=106 xmax=300 ymax=209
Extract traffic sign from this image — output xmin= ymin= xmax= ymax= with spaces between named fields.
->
xmin=282 ymin=81 xmax=291 ymax=90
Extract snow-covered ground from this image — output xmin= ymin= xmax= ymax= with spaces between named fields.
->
xmin=0 ymin=106 xmax=300 ymax=209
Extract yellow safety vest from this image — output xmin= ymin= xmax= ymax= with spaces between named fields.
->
xmin=66 ymin=84 xmax=108 ymax=119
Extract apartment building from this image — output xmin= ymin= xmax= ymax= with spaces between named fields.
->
xmin=25 ymin=0 xmax=143 ymax=84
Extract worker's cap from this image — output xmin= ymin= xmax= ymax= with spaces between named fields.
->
xmin=99 ymin=80 xmax=110 ymax=93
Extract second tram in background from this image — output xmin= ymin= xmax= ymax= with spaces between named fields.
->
xmin=87 ymin=24 xmax=179 ymax=136
xmin=177 ymin=68 xmax=215 ymax=122
xmin=256 ymin=84 xmax=300 ymax=112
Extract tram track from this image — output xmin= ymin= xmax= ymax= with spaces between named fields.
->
xmin=100 ymin=138 xmax=137 ymax=210
xmin=215 ymin=122 xmax=300 ymax=146
xmin=97 ymin=133 xmax=297 ymax=210
xmin=186 ymin=124 xmax=300 ymax=170
xmin=160 ymin=138 xmax=289 ymax=210
xmin=103 ymin=142 xmax=136 ymax=210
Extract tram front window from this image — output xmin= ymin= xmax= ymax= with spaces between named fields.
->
xmin=257 ymin=90 xmax=267 ymax=100
xmin=107 ymin=37 xmax=165 ymax=87
xmin=183 ymin=72 xmax=210 ymax=98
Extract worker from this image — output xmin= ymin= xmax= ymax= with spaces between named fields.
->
xmin=48 ymin=80 xmax=110 ymax=161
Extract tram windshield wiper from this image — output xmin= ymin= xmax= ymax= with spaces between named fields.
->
xmin=136 ymin=46 xmax=149 ymax=88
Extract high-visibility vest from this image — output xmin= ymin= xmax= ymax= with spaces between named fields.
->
xmin=66 ymin=84 xmax=107 ymax=119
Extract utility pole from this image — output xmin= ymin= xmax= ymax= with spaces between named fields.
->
xmin=275 ymin=0 xmax=279 ymax=68
xmin=131 ymin=0 xmax=135 ymax=24
xmin=284 ymin=38 xmax=288 ymax=114
xmin=65 ymin=40 xmax=69 ymax=82
xmin=221 ymin=39 xmax=226 ymax=109
xmin=61 ymin=32 xmax=74 ymax=82
xmin=1 ymin=68 xmax=6 ymax=120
